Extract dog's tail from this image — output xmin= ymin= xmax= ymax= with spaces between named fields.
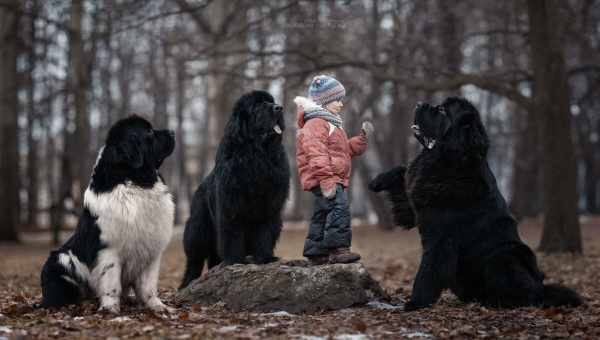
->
xmin=180 ymin=220 xmax=212 ymax=290
xmin=369 ymin=166 xmax=416 ymax=229
xmin=542 ymin=283 xmax=583 ymax=308
xmin=180 ymin=242 xmax=209 ymax=290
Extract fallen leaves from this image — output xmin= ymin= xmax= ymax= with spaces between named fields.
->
xmin=1 ymin=221 xmax=600 ymax=339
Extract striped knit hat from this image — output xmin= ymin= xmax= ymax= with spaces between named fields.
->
xmin=308 ymin=75 xmax=346 ymax=106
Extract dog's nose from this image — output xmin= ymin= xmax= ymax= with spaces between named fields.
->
xmin=273 ymin=105 xmax=283 ymax=114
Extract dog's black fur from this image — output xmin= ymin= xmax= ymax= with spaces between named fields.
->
xmin=369 ymin=97 xmax=583 ymax=311
xmin=40 ymin=115 xmax=175 ymax=310
xmin=180 ymin=90 xmax=290 ymax=289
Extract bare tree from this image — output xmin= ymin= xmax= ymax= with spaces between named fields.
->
xmin=0 ymin=0 xmax=21 ymax=241
xmin=69 ymin=0 xmax=94 ymax=204
xmin=528 ymin=0 xmax=582 ymax=253
xmin=25 ymin=0 xmax=40 ymax=228
xmin=1 ymin=0 xmax=596 ymax=243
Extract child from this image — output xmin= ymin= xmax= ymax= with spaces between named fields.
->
xmin=294 ymin=75 xmax=374 ymax=265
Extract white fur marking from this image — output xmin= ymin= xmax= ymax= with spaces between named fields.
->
xmin=58 ymin=253 xmax=71 ymax=268
xmin=94 ymin=249 xmax=122 ymax=312
xmin=58 ymin=250 xmax=91 ymax=283
xmin=61 ymin=275 xmax=79 ymax=287
xmin=90 ymin=146 xmax=105 ymax=178
xmin=84 ymin=180 xmax=174 ymax=312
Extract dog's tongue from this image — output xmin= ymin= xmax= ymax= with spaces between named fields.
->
xmin=412 ymin=124 xmax=436 ymax=149
xmin=273 ymin=125 xmax=282 ymax=134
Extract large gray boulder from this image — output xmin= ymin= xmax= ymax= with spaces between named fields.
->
xmin=174 ymin=260 xmax=388 ymax=313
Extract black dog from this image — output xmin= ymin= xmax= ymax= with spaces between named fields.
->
xmin=369 ymin=97 xmax=582 ymax=311
xmin=40 ymin=115 xmax=176 ymax=313
xmin=180 ymin=90 xmax=290 ymax=289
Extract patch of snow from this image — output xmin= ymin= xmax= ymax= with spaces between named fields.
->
xmin=334 ymin=334 xmax=368 ymax=340
xmin=217 ymin=325 xmax=239 ymax=333
xmin=299 ymin=336 xmax=328 ymax=340
xmin=73 ymin=317 xmax=85 ymax=321
xmin=384 ymin=329 xmax=432 ymax=339
xmin=367 ymin=301 xmax=403 ymax=310
xmin=404 ymin=331 xmax=432 ymax=338
xmin=109 ymin=316 xmax=132 ymax=323
xmin=0 ymin=326 xmax=11 ymax=334
xmin=262 ymin=311 xmax=295 ymax=317
xmin=142 ymin=325 xmax=155 ymax=332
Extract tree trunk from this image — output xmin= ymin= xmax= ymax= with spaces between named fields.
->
xmin=583 ymin=154 xmax=597 ymax=214
xmin=196 ymin=92 xmax=212 ymax=185
xmin=174 ymin=56 xmax=187 ymax=224
xmin=510 ymin=108 xmax=542 ymax=218
xmin=25 ymin=0 xmax=39 ymax=228
xmin=0 ymin=0 xmax=21 ymax=241
xmin=437 ymin=0 xmax=462 ymax=96
xmin=55 ymin=55 xmax=74 ymax=245
xmin=574 ymin=104 xmax=598 ymax=214
xmin=69 ymin=0 xmax=91 ymax=205
xmin=116 ymin=42 xmax=134 ymax=121
xmin=528 ymin=0 xmax=582 ymax=253
xmin=99 ymin=6 xmax=114 ymax=133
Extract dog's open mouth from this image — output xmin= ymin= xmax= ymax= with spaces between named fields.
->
xmin=412 ymin=124 xmax=436 ymax=149
xmin=273 ymin=124 xmax=282 ymax=134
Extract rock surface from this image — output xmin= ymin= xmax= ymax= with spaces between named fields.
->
xmin=174 ymin=260 xmax=388 ymax=313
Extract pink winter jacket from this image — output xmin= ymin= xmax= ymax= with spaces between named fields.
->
xmin=295 ymin=108 xmax=368 ymax=193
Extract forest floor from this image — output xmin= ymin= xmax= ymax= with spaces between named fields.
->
xmin=1 ymin=217 xmax=600 ymax=339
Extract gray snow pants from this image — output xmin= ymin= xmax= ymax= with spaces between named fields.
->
xmin=303 ymin=184 xmax=352 ymax=257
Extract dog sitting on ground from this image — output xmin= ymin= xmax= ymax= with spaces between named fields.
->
xmin=40 ymin=115 xmax=176 ymax=313
xmin=369 ymin=97 xmax=583 ymax=311
xmin=180 ymin=90 xmax=290 ymax=289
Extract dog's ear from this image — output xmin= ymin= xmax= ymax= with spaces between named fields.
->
xmin=105 ymin=135 xmax=144 ymax=168
xmin=440 ymin=117 xmax=452 ymax=137
xmin=457 ymin=111 xmax=478 ymax=127
xmin=225 ymin=107 xmax=250 ymax=142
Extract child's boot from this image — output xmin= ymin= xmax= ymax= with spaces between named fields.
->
xmin=307 ymin=255 xmax=329 ymax=265
xmin=329 ymin=248 xmax=361 ymax=264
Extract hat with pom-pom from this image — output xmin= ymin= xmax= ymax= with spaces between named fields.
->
xmin=308 ymin=75 xmax=346 ymax=106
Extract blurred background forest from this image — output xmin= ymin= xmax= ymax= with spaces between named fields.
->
xmin=0 ymin=0 xmax=598 ymax=253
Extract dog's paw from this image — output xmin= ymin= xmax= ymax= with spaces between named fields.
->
xmin=404 ymin=300 xmax=429 ymax=312
xmin=254 ymin=256 xmax=280 ymax=264
xmin=148 ymin=301 xmax=176 ymax=314
xmin=368 ymin=175 xmax=387 ymax=192
xmin=208 ymin=262 xmax=227 ymax=273
xmin=121 ymin=294 xmax=138 ymax=306
xmin=98 ymin=303 xmax=121 ymax=314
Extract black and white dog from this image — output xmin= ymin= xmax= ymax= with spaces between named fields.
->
xmin=40 ymin=115 xmax=176 ymax=313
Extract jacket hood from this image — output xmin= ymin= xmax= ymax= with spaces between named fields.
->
xmin=294 ymin=96 xmax=322 ymax=128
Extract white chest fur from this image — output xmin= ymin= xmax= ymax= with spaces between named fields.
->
xmin=84 ymin=181 xmax=174 ymax=284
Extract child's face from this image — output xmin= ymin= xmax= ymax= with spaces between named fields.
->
xmin=325 ymin=100 xmax=343 ymax=115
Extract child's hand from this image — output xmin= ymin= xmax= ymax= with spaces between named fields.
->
xmin=322 ymin=186 xmax=336 ymax=199
xmin=361 ymin=121 xmax=374 ymax=137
